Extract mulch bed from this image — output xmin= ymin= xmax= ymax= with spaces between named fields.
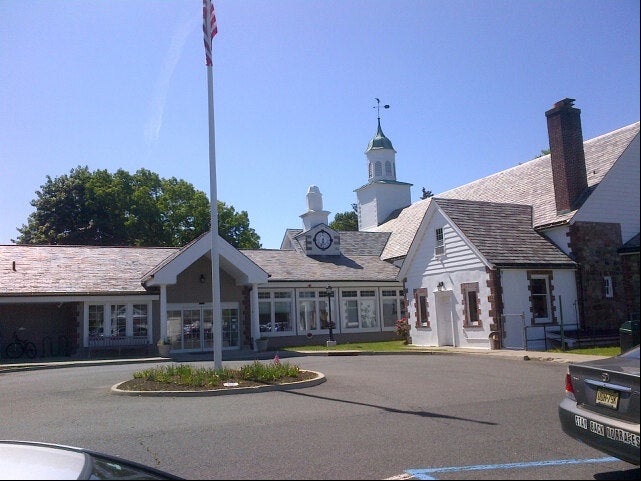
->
xmin=117 ymin=370 xmax=318 ymax=392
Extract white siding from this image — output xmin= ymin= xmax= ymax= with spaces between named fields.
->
xmin=572 ymin=134 xmax=640 ymax=243
xmin=540 ymin=225 xmax=571 ymax=255
xmin=405 ymin=210 xmax=491 ymax=349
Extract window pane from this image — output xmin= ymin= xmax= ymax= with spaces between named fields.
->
xmin=360 ymin=298 xmax=378 ymax=328
xmin=259 ymin=302 xmax=272 ymax=332
xmin=382 ymin=298 xmax=398 ymax=328
xmin=299 ymin=299 xmax=317 ymax=331
xmin=467 ymin=292 xmax=479 ymax=324
xmin=89 ymin=305 xmax=104 ymax=337
xmin=343 ymin=299 xmax=359 ymax=328
xmin=132 ymin=304 xmax=148 ymax=336
xmin=274 ymin=301 xmax=292 ymax=332
xmin=531 ymin=278 xmax=547 ymax=295
xmin=111 ymin=305 xmax=126 ymax=337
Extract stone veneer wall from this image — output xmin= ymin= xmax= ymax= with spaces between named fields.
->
xmin=568 ymin=221 xmax=626 ymax=331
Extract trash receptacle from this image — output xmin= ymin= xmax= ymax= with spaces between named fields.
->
xmin=620 ymin=320 xmax=640 ymax=352
xmin=489 ymin=331 xmax=500 ymax=350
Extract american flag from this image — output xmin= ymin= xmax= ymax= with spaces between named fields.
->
xmin=203 ymin=0 xmax=218 ymax=66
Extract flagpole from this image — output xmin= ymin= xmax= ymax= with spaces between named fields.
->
xmin=207 ymin=65 xmax=222 ymax=370
xmin=203 ymin=0 xmax=222 ymax=369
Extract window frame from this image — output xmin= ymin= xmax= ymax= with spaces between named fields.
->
xmin=414 ymin=288 xmax=430 ymax=328
xmin=461 ymin=283 xmax=481 ymax=328
xmin=258 ymin=290 xmax=294 ymax=335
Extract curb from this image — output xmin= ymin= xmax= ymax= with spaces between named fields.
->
xmin=110 ymin=370 xmax=326 ymax=397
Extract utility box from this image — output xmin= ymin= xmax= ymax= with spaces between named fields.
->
xmin=619 ymin=320 xmax=640 ymax=352
xmin=489 ymin=331 xmax=501 ymax=350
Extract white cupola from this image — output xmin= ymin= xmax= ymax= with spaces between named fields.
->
xmin=356 ymin=110 xmax=412 ymax=231
xmin=300 ymin=185 xmax=330 ymax=232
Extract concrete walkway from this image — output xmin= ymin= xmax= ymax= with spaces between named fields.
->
xmin=0 ymin=345 xmax=609 ymax=373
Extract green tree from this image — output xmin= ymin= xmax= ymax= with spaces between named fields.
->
xmin=217 ymin=201 xmax=261 ymax=249
xmin=14 ymin=166 xmax=261 ymax=248
xmin=421 ymin=187 xmax=433 ymax=199
xmin=329 ymin=203 xmax=359 ymax=231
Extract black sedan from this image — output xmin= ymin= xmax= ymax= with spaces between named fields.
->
xmin=558 ymin=344 xmax=640 ymax=466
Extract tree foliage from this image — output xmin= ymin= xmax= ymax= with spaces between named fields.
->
xmin=421 ymin=187 xmax=434 ymax=199
xmin=14 ymin=166 xmax=261 ymax=249
xmin=329 ymin=203 xmax=359 ymax=231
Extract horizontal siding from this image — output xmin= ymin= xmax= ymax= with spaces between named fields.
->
xmin=573 ymin=135 xmax=640 ymax=242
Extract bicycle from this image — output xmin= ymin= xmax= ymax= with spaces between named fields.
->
xmin=5 ymin=328 xmax=37 ymax=359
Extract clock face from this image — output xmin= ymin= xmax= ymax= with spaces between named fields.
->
xmin=313 ymin=230 xmax=333 ymax=250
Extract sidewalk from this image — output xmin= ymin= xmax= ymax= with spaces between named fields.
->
xmin=0 ymin=346 xmax=609 ymax=373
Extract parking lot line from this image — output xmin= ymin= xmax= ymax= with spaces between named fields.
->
xmin=405 ymin=456 xmax=618 ymax=480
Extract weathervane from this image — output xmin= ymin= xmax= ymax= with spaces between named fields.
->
xmin=373 ymin=98 xmax=390 ymax=120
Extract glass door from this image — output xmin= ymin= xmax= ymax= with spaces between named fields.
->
xmin=167 ymin=304 xmax=238 ymax=351
xmin=221 ymin=303 xmax=240 ymax=349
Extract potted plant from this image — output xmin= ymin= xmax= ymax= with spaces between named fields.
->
xmin=157 ymin=337 xmax=172 ymax=357
xmin=254 ymin=336 xmax=269 ymax=352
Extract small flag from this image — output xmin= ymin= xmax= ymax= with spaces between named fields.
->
xmin=203 ymin=0 xmax=218 ymax=66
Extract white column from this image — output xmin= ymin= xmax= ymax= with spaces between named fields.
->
xmin=250 ymin=284 xmax=259 ymax=348
xmin=159 ymin=285 xmax=168 ymax=340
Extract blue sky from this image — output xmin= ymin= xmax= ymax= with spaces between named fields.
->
xmin=1 ymin=0 xmax=639 ymax=249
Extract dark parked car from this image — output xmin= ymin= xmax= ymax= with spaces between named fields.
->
xmin=558 ymin=345 xmax=640 ymax=466
xmin=0 ymin=440 xmax=183 ymax=479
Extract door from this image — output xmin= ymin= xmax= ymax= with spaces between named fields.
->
xmin=167 ymin=304 xmax=239 ymax=351
xmin=435 ymin=292 xmax=455 ymax=346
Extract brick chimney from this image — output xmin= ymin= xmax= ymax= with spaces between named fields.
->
xmin=545 ymin=98 xmax=588 ymax=214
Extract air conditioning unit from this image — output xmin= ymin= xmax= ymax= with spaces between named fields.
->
xmin=435 ymin=245 xmax=445 ymax=256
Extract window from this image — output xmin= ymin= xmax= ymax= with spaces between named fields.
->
xmin=385 ymin=161 xmax=392 ymax=176
xmin=259 ymin=291 xmax=293 ymax=333
xmin=381 ymin=290 xmax=404 ymax=329
xmin=529 ymin=275 xmax=553 ymax=324
xmin=435 ymin=227 xmax=444 ymax=256
xmin=603 ymin=276 xmax=613 ymax=298
xmin=462 ymin=283 xmax=481 ymax=327
xmin=374 ymin=161 xmax=382 ymax=177
xmin=88 ymin=305 xmax=104 ymax=338
xmin=296 ymin=290 xmax=334 ymax=333
xmin=88 ymin=302 xmax=151 ymax=340
xmin=414 ymin=288 xmax=429 ymax=327
xmin=340 ymin=290 xmax=379 ymax=329
xmin=111 ymin=305 xmax=127 ymax=337
xmin=132 ymin=304 xmax=148 ymax=336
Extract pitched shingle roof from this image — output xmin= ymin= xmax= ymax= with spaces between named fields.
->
xmin=373 ymin=122 xmax=640 ymax=261
xmin=434 ymin=198 xmax=576 ymax=267
xmin=240 ymin=249 xmax=399 ymax=282
xmin=282 ymin=229 xmax=391 ymax=257
xmin=0 ymin=245 xmax=178 ymax=296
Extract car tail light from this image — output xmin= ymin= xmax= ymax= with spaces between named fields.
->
xmin=565 ymin=371 xmax=576 ymax=401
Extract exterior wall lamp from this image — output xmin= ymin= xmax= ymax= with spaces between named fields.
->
xmin=437 ymin=281 xmax=445 ymax=291
xmin=200 ymin=274 xmax=206 ymax=284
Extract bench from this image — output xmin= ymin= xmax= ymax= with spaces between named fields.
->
xmin=87 ymin=335 xmax=151 ymax=357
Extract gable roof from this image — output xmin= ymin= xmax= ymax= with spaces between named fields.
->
xmin=143 ymin=231 xmax=268 ymax=286
xmin=240 ymin=249 xmax=399 ymax=283
xmin=281 ymin=229 xmax=391 ymax=257
xmin=0 ymin=245 xmax=177 ymax=297
xmin=434 ymin=198 xmax=576 ymax=268
xmin=373 ymin=121 xmax=640 ymax=261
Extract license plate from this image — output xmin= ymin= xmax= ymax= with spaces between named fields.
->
xmin=596 ymin=387 xmax=619 ymax=409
